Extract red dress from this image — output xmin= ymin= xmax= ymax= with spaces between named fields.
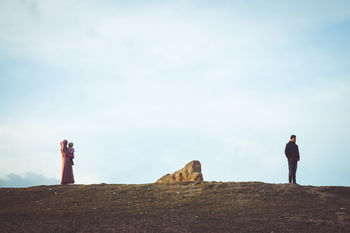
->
xmin=60 ymin=140 xmax=75 ymax=184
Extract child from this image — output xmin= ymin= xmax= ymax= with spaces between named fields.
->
xmin=68 ymin=142 xmax=75 ymax=165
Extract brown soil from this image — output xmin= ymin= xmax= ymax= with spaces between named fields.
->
xmin=1 ymin=182 xmax=350 ymax=232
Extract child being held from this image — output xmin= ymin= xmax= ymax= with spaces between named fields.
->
xmin=68 ymin=142 xmax=75 ymax=165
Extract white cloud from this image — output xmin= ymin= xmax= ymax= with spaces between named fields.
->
xmin=0 ymin=172 xmax=59 ymax=187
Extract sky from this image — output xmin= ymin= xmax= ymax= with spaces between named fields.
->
xmin=0 ymin=0 xmax=349 ymax=187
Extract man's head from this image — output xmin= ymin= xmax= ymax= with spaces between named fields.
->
xmin=290 ymin=135 xmax=296 ymax=142
xmin=68 ymin=142 xmax=74 ymax=148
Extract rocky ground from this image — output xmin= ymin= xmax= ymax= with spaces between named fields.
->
xmin=1 ymin=182 xmax=350 ymax=232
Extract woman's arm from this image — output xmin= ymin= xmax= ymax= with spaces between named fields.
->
xmin=67 ymin=150 xmax=74 ymax=159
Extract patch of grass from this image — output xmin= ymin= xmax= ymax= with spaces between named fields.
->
xmin=1 ymin=182 xmax=350 ymax=232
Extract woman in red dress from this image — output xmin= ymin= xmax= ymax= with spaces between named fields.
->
xmin=60 ymin=139 xmax=75 ymax=185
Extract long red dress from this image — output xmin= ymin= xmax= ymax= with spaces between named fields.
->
xmin=60 ymin=140 xmax=75 ymax=184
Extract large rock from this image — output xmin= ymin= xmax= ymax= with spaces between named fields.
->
xmin=156 ymin=160 xmax=203 ymax=183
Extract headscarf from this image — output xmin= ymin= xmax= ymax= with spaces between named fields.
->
xmin=60 ymin=140 xmax=68 ymax=156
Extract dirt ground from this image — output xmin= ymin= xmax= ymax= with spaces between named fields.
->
xmin=1 ymin=182 xmax=350 ymax=232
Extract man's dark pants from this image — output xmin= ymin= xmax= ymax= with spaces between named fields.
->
xmin=288 ymin=159 xmax=298 ymax=184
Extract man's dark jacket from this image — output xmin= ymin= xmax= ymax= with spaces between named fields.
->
xmin=285 ymin=141 xmax=300 ymax=161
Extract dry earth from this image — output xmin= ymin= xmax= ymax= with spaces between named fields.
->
xmin=1 ymin=182 xmax=350 ymax=232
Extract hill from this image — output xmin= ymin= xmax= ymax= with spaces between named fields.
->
xmin=1 ymin=182 xmax=350 ymax=232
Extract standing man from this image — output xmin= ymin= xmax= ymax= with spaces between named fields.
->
xmin=284 ymin=135 xmax=300 ymax=184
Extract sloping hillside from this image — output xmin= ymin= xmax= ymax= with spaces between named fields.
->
xmin=1 ymin=182 xmax=350 ymax=232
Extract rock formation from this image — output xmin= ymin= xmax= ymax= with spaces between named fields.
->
xmin=156 ymin=160 xmax=203 ymax=183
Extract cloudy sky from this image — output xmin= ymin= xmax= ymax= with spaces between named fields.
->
xmin=1 ymin=0 xmax=349 ymax=187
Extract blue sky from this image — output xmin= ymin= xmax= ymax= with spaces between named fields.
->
xmin=0 ymin=0 xmax=350 ymax=187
